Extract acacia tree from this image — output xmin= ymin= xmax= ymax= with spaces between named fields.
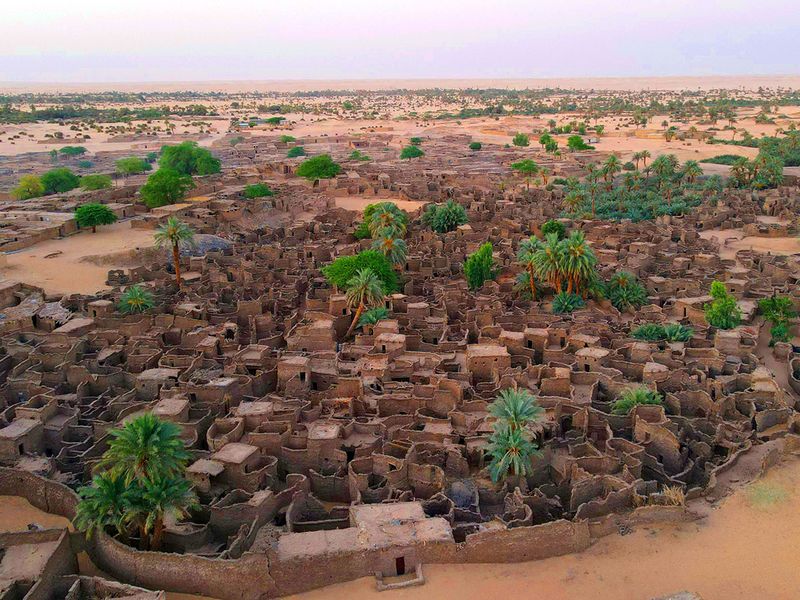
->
xmin=511 ymin=159 xmax=539 ymax=190
xmin=154 ymin=217 xmax=194 ymax=287
xmin=75 ymin=203 xmax=117 ymax=233
xmin=345 ymin=268 xmax=385 ymax=337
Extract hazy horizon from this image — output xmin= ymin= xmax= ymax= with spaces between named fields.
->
xmin=2 ymin=0 xmax=799 ymax=84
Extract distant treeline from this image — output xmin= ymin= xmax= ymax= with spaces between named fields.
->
xmin=0 ymin=103 xmax=218 ymax=124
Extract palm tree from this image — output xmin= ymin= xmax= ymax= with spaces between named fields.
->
xmin=602 ymin=155 xmax=622 ymax=191
xmin=99 ymin=413 xmax=190 ymax=484
xmin=562 ymin=231 xmax=597 ymax=296
xmin=344 ymin=268 xmax=385 ymax=337
xmin=640 ymin=150 xmax=651 ymax=168
xmin=489 ymin=389 xmax=544 ymax=431
xmin=118 ymin=285 xmax=154 ymax=314
xmin=532 ymin=233 xmax=565 ymax=293
xmin=682 ymin=160 xmax=702 ymax=184
xmin=563 ymin=190 xmax=585 ymax=213
xmin=154 ymin=217 xmax=194 ymax=287
xmin=632 ymin=152 xmax=643 ymax=170
xmin=517 ymin=236 xmax=543 ymax=300
xmin=368 ymin=203 xmax=406 ymax=239
xmin=74 ymin=472 xmax=133 ymax=540
xmin=486 ymin=423 xmax=540 ymax=483
xmin=372 ymin=234 xmax=407 ymax=266
xmin=132 ymin=474 xmax=197 ymax=551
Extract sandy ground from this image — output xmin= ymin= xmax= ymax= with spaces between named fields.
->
xmin=699 ymin=228 xmax=800 ymax=261
xmin=334 ymin=196 xmax=426 ymax=213
xmin=290 ymin=458 xmax=800 ymax=600
xmin=0 ymin=221 xmax=155 ymax=295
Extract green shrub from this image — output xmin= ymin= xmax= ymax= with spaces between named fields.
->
xmin=566 ymin=135 xmax=593 ymax=151
xmin=353 ymin=221 xmax=372 ymax=239
xmin=611 ymin=387 xmax=662 ymax=415
xmin=41 ymin=168 xmax=80 ymax=194
xmin=349 ymin=150 xmax=371 ymax=161
xmin=279 ymin=135 xmax=296 ymax=143
xmin=699 ymin=154 xmax=743 ymax=165
xmin=400 ymin=145 xmax=424 ymax=159
xmin=512 ymin=133 xmax=529 ymax=147
xmin=632 ymin=323 xmax=666 ymax=341
xmin=469 ymin=142 xmax=482 ymax=151
xmin=159 ymin=141 xmax=220 ymax=175
xmin=77 ymin=160 xmax=94 ymax=169
xmin=605 ymin=271 xmax=648 ymax=311
xmin=358 ymin=307 xmax=390 ymax=327
xmin=409 ymin=137 xmax=423 ymax=146
xmin=244 ymin=183 xmax=274 ymax=199
xmin=552 ymin=292 xmax=585 ymax=314
xmin=12 ymin=175 xmax=45 ymax=200
xmin=296 ymin=154 xmax=341 ymax=180
xmin=704 ymin=281 xmax=742 ymax=329
xmin=663 ymin=323 xmax=693 ymax=342
xmin=287 ymin=146 xmax=306 ymax=158
xmin=80 ymin=174 xmax=113 ymax=191
xmin=464 ymin=243 xmax=495 ymax=290
xmin=322 ymin=250 xmax=398 ymax=293
xmin=540 ymin=220 xmax=566 ymax=240
xmin=422 ymin=200 xmax=468 ymax=234
xmin=118 ymin=285 xmax=155 ymax=314
xmin=622 ymin=161 xmax=635 ymax=171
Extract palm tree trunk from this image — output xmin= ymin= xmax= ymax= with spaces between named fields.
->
xmin=527 ymin=265 xmax=537 ymax=300
xmin=345 ymin=302 xmax=365 ymax=338
xmin=172 ymin=242 xmax=182 ymax=287
xmin=151 ymin=516 xmax=165 ymax=551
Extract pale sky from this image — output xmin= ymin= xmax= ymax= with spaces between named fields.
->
xmin=1 ymin=0 xmax=798 ymax=82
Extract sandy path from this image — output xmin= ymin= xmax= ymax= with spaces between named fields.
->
xmin=291 ymin=458 xmax=800 ymax=600
xmin=0 ymin=221 xmax=155 ymax=295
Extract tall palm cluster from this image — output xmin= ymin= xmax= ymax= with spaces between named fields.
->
xmin=74 ymin=414 xmax=196 ymax=551
xmin=344 ymin=268 xmax=385 ymax=337
xmin=561 ymin=153 xmax=721 ymax=222
xmin=486 ymin=389 xmax=544 ymax=483
xmin=365 ymin=202 xmax=408 ymax=266
xmin=517 ymin=231 xmax=598 ymax=301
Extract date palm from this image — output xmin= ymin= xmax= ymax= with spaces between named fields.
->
xmin=681 ymin=160 xmax=702 ymax=184
xmin=517 ymin=236 xmax=543 ymax=300
xmin=99 ymin=413 xmax=190 ymax=484
xmin=368 ymin=203 xmax=406 ymax=239
xmin=602 ymin=155 xmax=622 ymax=191
xmin=372 ymin=234 xmax=407 ymax=266
xmin=639 ymin=150 xmax=651 ymax=168
xmin=489 ymin=389 xmax=544 ymax=430
xmin=532 ymin=233 xmax=565 ymax=293
xmin=562 ymin=231 xmax=597 ymax=296
xmin=563 ymin=190 xmax=585 ymax=212
xmin=345 ymin=268 xmax=385 ymax=337
xmin=130 ymin=473 xmax=197 ymax=551
xmin=486 ymin=423 xmax=541 ymax=483
xmin=74 ymin=472 xmax=134 ymax=540
xmin=154 ymin=217 xmax=194 ymax=287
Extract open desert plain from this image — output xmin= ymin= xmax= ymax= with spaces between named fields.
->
xmin=1 ymin=2 xmax=799 ymax=600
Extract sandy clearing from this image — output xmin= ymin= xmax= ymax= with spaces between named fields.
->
xmin=0 ymin=221 xmax=155 ymax=295
xmin=290 ymin=458 xmax=800 ymax=600
xmin=334 ymin=196 xmax=426 ymax=213
xmin=699 ymin=228 xmax=800 ymax=261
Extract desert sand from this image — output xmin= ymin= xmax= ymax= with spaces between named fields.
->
xmin=0 ymin=221 xmax=155 ymax=295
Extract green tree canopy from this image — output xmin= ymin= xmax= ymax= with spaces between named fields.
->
xmin=159 ymin=141 xmax=221 ymax=175
xmin=75 ymin=203 xmax=118 ymax=233
xmin=295 ymin=154 xmax=342 ymax=180
xmin=244 ymin=183 xmax=274 ymax=198
xmin=287 ymin=146 xmax=306 ymax=158
xmin=704 ymin=281 xmax=742 ymax=329
xmin=400 ymin=145 xmax=425 ymax=159
xmin=567 ymin=135 xmax=593 ymax=151
xmin=11 ymin=175 xmax=45 ymax=200
xmin=59 ymin=145 xmax=88 ymax=156
xmin=139 ymin=168 xmax=194 ymax=209
xmin=464 ymin=242 xmax=495 ymax=290
xmin=80 ymin=174 xmax=113 ymax=191
xmin=322 ymin=250 xmax=398 ymax=294
xmin=41 ymin=168 xmax=80 ymax=194
xmin=421 ymin=200 xmax=468 ymax=234
xmin=116 ymin=157 xmax=152 ymax=176
xmin=512 ymin=133 xmax=530 ymax=147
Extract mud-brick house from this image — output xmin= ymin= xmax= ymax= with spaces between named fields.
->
xmin=0 ymin=418 xmax=44 ymax=460
xmin=465 ymin=344 xmax=510 ymax=384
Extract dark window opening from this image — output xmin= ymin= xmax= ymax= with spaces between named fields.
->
xmin=395 ymin=556 xmax=406 ymax=576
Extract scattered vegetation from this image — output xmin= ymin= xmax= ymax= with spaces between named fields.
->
xmin=11 ymin=174 xmax=45 ymax=199
xmin=80 ymin=174 xmax=113 ymax=190
xmin=118 ymin=285 xmax=155 ymax=314
xmin=400 ymin=145 xmax=425 ymax=159
xmin=758 ymin=296 xmax=796 ymax=345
